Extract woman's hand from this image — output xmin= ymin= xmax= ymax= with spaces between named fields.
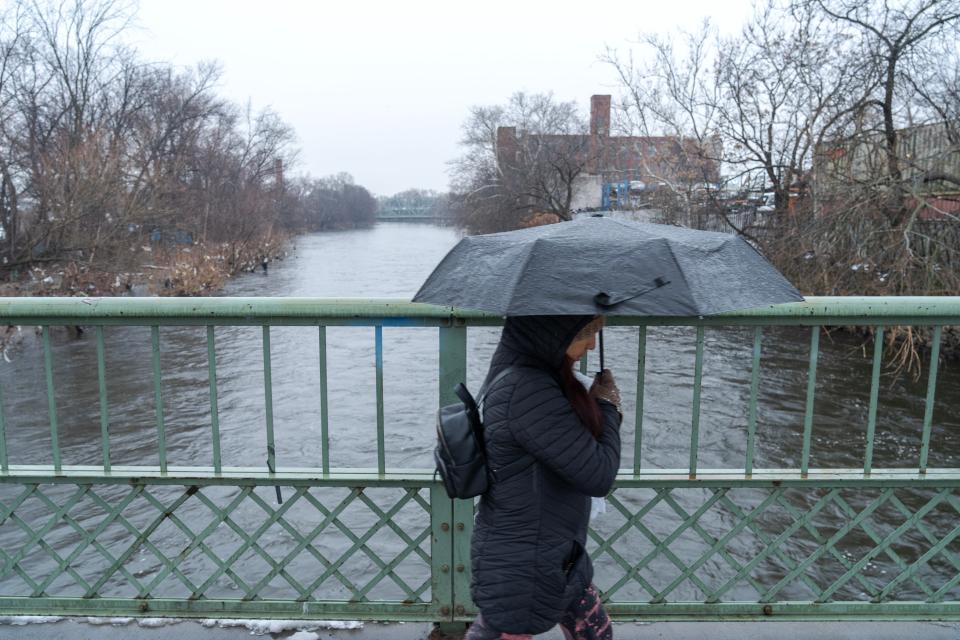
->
xmin=589 ymin=369 xmax=621 ymax=413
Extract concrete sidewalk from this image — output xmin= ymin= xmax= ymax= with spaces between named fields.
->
xmin=1 ymin=618 xmax=959 ymax=639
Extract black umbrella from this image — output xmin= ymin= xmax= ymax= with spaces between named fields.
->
xmin=413 ymin=217 xmax=803 ymax=367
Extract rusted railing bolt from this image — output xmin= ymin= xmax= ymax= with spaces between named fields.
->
xmin=441 ymin=564 xmax=449 ymax=573
xmin=455 ymin=605 xmax=466 ymax=615
xmin=456 ymin=522 xmax=464 ymax=531
xmin=456 ymin=564 xmax=464 ymax=573
xmin=441 ymin=523 xmax=449 ymax=532
xmin=440 ymin=606 xmax=451 ymax=616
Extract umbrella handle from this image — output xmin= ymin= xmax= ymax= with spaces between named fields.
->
xmin=598 ymin=328 xmax=605 ymax=374
xmin=594 ymin=277 xmax=670 ymax=308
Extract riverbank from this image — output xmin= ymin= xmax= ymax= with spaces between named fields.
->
xmin=0 ymin=234 xmax=292 ymax=357
xmin=0 ymin=234 xmax=292 ymax=299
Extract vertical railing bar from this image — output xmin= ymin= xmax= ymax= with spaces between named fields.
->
xmin=206 ymin=325 xmax=222 ymax=474
xmin=319 ymin=326 xmax=330 ymax=475
xmin=864 ymin=326 xmax=884 ymax=475
xmin=375 ymin=325 xmax=385 ymax=476
xmin=579 ymin=354 xmax=588 ymax=375
xmin=0 ymin=355 xmax=7 ymax=472
xmin=262 ymin=326 xmax=281 ymax=504
xmin=634 ymin=325 xmax=647 ymax=476
xmin=42 ymin=326 xmax=61 ymax=472
xmin=95 ymin=326 xmax=110 ymax=472
xmin=689 ymin=325 xmax=705 ymax=477
xmin=919 ymin=325 xmax=942 ymax=474
xmin=151 ymin=325 xmax=166 ymax=474
xmin=262 ymin=326 xmax=283 ymax=503
xmin=801 ymin=326 xmax=820 ymax=475
xmin=745 ymin=327 xmax=762 ymax=476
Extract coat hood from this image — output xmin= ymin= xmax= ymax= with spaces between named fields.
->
xmin=497 ymin=315 xmax=595 ymax=372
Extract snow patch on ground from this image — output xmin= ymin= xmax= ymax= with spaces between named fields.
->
xmin=202 ymin=619 xmax=363 ymax=635
xmin=137 ymin=618 xmax=179 ymax=627
xmin=313 ymin=620 xmax=364 ymax=630
xmin=0 ymin=615 xmax=362 ymax=635
xmin=0 ymin=616 xmax=62 ymax=625
xmin=85 ymin=617 xmax=134 ymax=625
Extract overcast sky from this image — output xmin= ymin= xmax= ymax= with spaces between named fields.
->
xmin=131 ymin=1 xmax=754 ymax=197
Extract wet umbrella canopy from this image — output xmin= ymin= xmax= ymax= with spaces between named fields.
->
xmin=413 ymin=217 xmax=803 ymax=317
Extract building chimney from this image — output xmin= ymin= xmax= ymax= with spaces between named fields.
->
xmin=590 ymin=95 xmax=611 ymax=137
xmin=496 ymin=126 xmax=518 ymax=168
xmin=274 ymin=158 xmax=284 ymax=192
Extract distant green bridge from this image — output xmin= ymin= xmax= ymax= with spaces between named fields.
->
xmin=376 ymin=206 xmax=449 ymax=222
xmin=0 ymin=297 xmax=957 ymax=626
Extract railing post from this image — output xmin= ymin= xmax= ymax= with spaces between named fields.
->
xmin=451 ymin=498 xmax=474 ymax=621
xmin=430 ymin=485 xmax=455 ymax=623
xmin=438 ymin=322 xmax=473 ymax=630
xmin=438 ymin=323 xmax=467 ymax=407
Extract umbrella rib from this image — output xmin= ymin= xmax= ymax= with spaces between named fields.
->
xmin=663 ymin=241 xmax=695 ymax=313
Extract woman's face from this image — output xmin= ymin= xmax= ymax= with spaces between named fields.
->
xmin=565 ymin=318 xmax=604 ymax=362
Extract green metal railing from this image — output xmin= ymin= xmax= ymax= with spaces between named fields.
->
xmin=0 ymin=296 xmax=957 ymax=623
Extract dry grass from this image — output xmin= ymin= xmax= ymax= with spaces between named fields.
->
xmin=0 ymin=232 xmax=291 ymax=298
xmin=655 ymin=198 xmax=959 ymax=372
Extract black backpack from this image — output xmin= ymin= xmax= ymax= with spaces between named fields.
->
xmin=434 ymin=367 xmax=533 ymax=499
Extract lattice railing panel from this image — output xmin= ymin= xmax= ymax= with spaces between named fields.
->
xmin=588 ymin=485 xmax=960 ymax=605
xmin=0 ymin=482 xmax=432 ymax=604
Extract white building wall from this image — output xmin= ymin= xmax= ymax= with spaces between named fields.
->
xmin=570 ymin=174 xmax=603 ymax=210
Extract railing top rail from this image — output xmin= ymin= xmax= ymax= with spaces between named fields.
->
xmin=1 ymin=464 xmax=957 ymax=485
xmin=0 ymin=296 xmax=958 ymax=325
xmin=0 ymin=297 xmax=459 ymax=325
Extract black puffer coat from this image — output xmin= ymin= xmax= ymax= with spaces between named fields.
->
xmin=471 ymin=315 xmax=622 ymax=634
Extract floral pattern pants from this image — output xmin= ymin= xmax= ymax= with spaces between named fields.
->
xmin=464 ymin=584 xmax=612 ymax=640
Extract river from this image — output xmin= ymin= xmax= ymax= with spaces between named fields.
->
xmin=0 ymin=222 xmax=957 ymax=604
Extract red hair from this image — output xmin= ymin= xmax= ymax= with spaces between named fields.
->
xmin=557 ymin=355 xmax=603 ymax=438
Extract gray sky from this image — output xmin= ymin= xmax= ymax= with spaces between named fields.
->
xmin=131 ymin=0 xmax=753 ymax=196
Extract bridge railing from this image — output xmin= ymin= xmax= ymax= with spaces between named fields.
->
xmin=0 ymin=296 xmax=957 ymax=622
xmin=376 ymin=207 xmax=448 ymax=221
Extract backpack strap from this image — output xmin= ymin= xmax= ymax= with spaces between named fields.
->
xmin=476 ymin=365 xmax=537 ymax=484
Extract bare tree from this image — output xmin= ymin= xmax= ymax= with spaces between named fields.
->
xmin=0 ymin=2 xmax=27 ymax=263
xmin=604 ymin=6 xmax=850 ymax=231
xmin=449 ymin=92 xmax=593 ymax=233
xmin=293 ymin=173 xmax=376 ymax=231
xmin=0 ymin=0 xmax=322 ymax=278
xmin=808 ymin=0 xmax=960 ymax=218
xmin=606 ymin=0 xmax=960 ymax=304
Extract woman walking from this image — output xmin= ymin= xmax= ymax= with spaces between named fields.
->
xmin=466 ymin=315 xmax=622 ymax=640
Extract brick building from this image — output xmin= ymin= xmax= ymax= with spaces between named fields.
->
xmin=496 ymin=95 xmax=721 ymax=211
xmin=813 ymin=121 xmax=960 ymax=219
